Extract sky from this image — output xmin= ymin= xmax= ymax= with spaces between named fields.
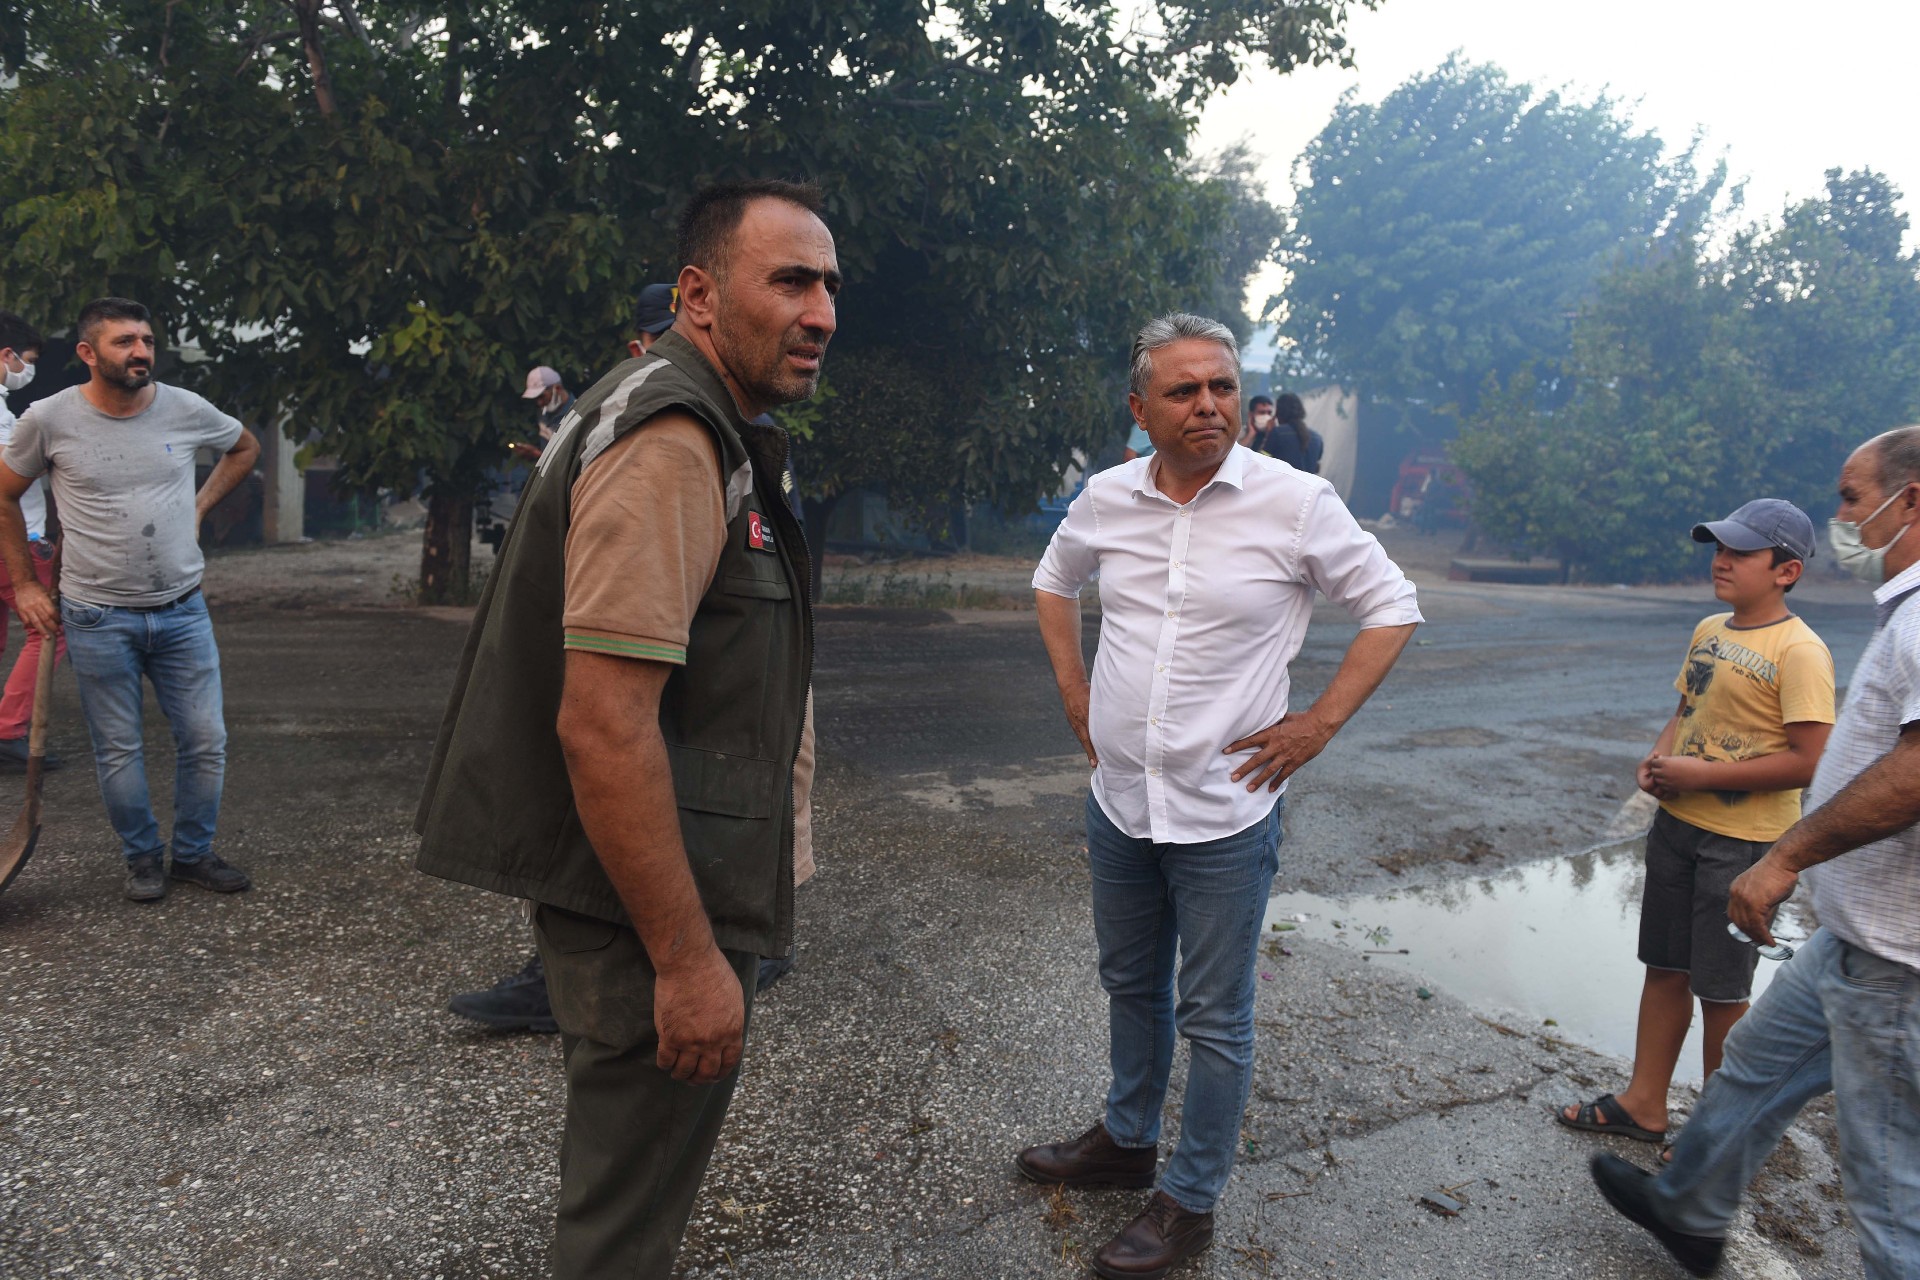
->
xmin=1195 ymin=0 xmax=1920 ymax=310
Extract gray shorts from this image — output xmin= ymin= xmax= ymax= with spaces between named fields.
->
xmin=1638 ymin=809 xmax=1771 ymax=1003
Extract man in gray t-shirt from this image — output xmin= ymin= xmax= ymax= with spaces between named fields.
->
xmin=0 ymin=297 xmax=261 ymax=904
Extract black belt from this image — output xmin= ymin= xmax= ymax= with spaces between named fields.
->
xmin=122 ymin=586 xmax=201 ymax=613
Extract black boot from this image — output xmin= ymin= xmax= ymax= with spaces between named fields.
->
xmin=449 ymin=954 xmax=557 ymax=1033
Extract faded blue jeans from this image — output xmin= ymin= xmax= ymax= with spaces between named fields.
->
xmin=1086 ymin=792 xmax=1282 ymax=1214
xmin=60 ymin=592 xmax=227 ymax=866
xmin=1649 ymin=927 xmax=1920 ymax=1278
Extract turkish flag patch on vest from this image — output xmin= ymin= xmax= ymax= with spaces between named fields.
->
xmin=747 ymin=510 xmax=775 ymax=553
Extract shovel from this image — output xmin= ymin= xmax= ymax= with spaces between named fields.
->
xmin=0 ymin=577 xmax=60 ymax=897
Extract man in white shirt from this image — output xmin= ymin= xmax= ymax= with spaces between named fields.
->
xmin=1019 ymin=313 xmax=1421 ymax=1279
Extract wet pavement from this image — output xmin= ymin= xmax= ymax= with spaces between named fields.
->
xmin=0 ymin=556 xmax=1884 ymax=1279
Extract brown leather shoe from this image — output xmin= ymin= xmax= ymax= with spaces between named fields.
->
xmin=1014 ymin=1121 xmax=1158 ymax=1189
xmin=1090 ymin=1191 xmax=1215 ymax=1279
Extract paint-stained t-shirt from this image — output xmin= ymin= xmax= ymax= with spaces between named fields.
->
xmin=2 ymin=384 xmax=243 ymax=607
xmin=1661 ymin=611 xmax=1835 ymax=842
xmin=562 ymin=414 xmax=726 ymax=665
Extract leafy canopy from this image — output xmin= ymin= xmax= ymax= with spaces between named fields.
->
xmin=1451 ymin=169 xmax=1920 ymax=582
xmin=0 ymin=0 xmax=1370 ymax=561
xmin=1276 ymin=56 xmax=1723 ymax=414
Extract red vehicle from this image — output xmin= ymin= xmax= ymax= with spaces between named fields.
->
xmin=1388 ymin=451 xmax=1470 ymax=527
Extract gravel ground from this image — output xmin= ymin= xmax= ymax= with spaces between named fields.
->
xmin=0 ymin=530 xmax=1881 ymax=1280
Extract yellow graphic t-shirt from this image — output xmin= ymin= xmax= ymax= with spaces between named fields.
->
xmin=1661 ymin=612 xmax=1835 ymax=842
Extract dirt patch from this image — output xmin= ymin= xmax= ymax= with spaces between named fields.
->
xmin=1372 ymin=832 xmax=1500 ymax=877
xmin=201 ymin=529 xmax=488 ymax=612
xmin=1390 ymin=726 xmax=1507 ymax=750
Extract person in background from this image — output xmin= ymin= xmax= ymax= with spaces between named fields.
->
xmin=0 ymin=309 xmax=63 ymax=772
xmin=1246 ymin=392 xmax=1323 ymax=475
xmin=525 ymin=365 xmax=573 ymax=439
xmin=0 ymin=296 xmax=261 ymax=903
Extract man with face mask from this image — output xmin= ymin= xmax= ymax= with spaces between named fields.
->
xmin=416 ymin=181 xmax=833 ymax=1278
xmin=1590 ymin=425 xmax=1920 ymax=1279
xmin=524 ymin=366 xmax=574 ymax=438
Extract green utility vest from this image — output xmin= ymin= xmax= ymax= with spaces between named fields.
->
xmin=414 ymin=331 xmax=812 ymax=957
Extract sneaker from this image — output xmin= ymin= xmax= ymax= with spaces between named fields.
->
xmin=449 ymin=955 xmax=557 ymax=1033
xmin=169 ymin=854 xmax=252 ymax=893
xmin=0 ymin=737 xmax=61 ymax=772
xmin=125 ymin=854 xmax=167 ymax=902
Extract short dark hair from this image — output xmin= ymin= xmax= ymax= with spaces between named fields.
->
xmin=77 ymin=297 xmax=151 ymax=346
xmin=0 ymin=310 xmax=43 ymax=354
xmin=676 ymin=179 xmax=825 ymax=280
xmin=1248 ymin=394 xmax=1273 ymax=411
xmin=1771 ymin=544 xmax=1801 ymax=592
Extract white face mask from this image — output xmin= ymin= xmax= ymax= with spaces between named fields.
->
xmin=2 ymin=355 xmax=34 ymax=393
xmin=1829 ymin=487 xmax=1913 ymax=583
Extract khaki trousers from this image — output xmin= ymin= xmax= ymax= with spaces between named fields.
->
xmin=535 ymin=904 xmax=758 ymax=1280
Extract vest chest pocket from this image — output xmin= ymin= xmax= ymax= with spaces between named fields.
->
xmin=720 ymin=568 xmax=792 ymax=600
xmin=664 ymin=742 xmax=783 ymax=819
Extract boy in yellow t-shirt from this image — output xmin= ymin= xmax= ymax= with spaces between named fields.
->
xmin=1559 ymin=499 xmax=1834 ymax=1148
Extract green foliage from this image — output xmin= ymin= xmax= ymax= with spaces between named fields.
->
xmin=0 ymin=0 xmax=1357 ymax=564
xmin=1277 ymin=56 xmax=1724 ymax=415
xmin=1453 ymin=170 xmax=1920 ymax=582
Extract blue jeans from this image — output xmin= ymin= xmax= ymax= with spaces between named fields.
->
xmin=1650 ymin=927 xmax=1920 ymax=1278
xmin=1086 ymin=792 xmax=1282 ymax=1214
xmin=60 ymin=593 xmax=227 ymax=865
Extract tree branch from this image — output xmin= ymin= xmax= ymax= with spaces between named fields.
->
xmin=290 ymin=0 xmax=339 ymax=117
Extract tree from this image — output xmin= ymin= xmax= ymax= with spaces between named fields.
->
xmin=0 ymin=1 xmax=1367 ymax=596
xmin=1452 ymin=170 xmax=1920 ymax=582
xmin=1276 ymin=56 xmax=1723 ymax=417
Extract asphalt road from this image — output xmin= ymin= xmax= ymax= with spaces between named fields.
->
xmin=0 ymin=566 xmax=1883 ymax=1280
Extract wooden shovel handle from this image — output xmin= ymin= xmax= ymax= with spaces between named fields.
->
xmin=28 ymin=540 xmax=59 ymax=762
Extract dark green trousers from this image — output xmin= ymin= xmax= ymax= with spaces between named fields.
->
xmin=534 ymin=904 xmax=759 ymax=1280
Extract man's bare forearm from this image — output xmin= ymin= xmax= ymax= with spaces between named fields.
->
xmin=0 ymin=498 xmax=34 ymax=589
xmin=1035 ymin=589 xmax=1088 ymax=690
xmin=1768 ymin=731 xmax=1920 ymax=874
xmin=1304 ymin=622 xmax=1417 ymax=732
xmin=558 ymin=654 xmax=718 ymax=972
xmin=195 ymin=430 xmax=261 ymax=518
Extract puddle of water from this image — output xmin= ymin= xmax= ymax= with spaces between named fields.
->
xmin=1265 ymin=838 xmax=1808 ymax=1082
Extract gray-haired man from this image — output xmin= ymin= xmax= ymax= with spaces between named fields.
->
xmin=1592 ymin=425 xmax=1920 ymax=1280
xmin=1020 ymin=313 xmax=1421 ymax=1278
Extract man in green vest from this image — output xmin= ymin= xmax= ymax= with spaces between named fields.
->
xmin=416 ymin=178 xmax=836 ymax=1279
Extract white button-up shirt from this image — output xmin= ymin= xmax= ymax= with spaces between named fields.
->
xmin=1802 ymin=558 xmax=1920 ymax=971
xmin=1033 ymin=445 xmax=1422 ymax=843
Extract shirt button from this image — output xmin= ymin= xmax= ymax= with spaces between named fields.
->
xmin=1150 ymin=717 xmax=1159 ymax=726
xmin=1166 ymin=610 xmax=1177 ymax=618
xmin=1155 ymin=664 xmax=1165 ymax=672
xmin=1149 ymin=768 xmax=1161 ymax=777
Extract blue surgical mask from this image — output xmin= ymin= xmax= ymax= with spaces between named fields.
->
xmin=1829 ymin=487 xmax=1912 ymax=583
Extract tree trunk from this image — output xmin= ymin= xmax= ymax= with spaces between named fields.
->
xmin=420 ymin=493 xmax=474 ymax=604
xmin=802 ymin=493 xmax=839 ymax=603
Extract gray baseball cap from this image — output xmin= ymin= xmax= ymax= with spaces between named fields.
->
xmin=1692 ymin=498 xmax=1816 ymax=561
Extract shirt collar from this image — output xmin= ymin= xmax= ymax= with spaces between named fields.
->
xmin=1874 ymin=558 xmax=1920 ymax=622
xmin=1133 ymin=443 xmax=1250 ymax=503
